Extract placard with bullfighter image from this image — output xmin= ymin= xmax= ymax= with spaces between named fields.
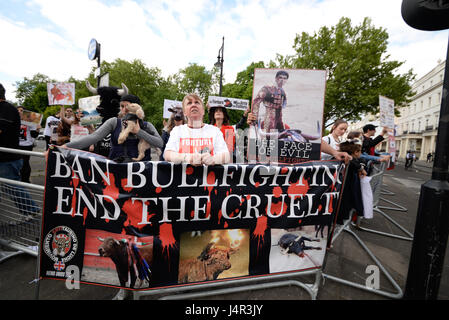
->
xmin=39 ymin=146 xmax=345 ymax=291
xmin=248 ymin=68 xmax=326 ymax=164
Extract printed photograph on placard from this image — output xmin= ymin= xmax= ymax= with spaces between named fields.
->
xmin=78 ymin=95 xmax=102 ymax=126
xmin=81 ymin=229 xmax=153 ymax=289
xmin=379 ymin=95 xmax=395 ymax=129
xmin=163 ymin=99 xmax=183 ymax=119
xmin=248 ymin=68 xmax=326 ymax=164
xmin=47 ymin=82 xmax=75 ymax=105
xmin=21 ymin=110 xmax=43 ymax=127
xmin=178 ymin=229 xmax=249 ymax=284
xmin=269 ymin=226 xmax=328 ymax=273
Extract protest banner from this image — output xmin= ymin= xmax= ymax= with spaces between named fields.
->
xmin=247 ymin=69 xmax=326 ymax=164
xmin=207 ymin=96 xmax=249 ymax=112
xmin=40 ymin=147 xmax=345 ymax=290
xmin=379 ymin=95 xmax=395 ymax=129
xmin=47 ymin=82 xmax=75 ymax=105
xmin=78 ymin=95 xmax=102 ymax=126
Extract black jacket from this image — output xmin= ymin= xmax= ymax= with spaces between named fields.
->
xmin=362 ymin=134 xmax=384 ymax=155
xmin=0 ymin=100 xmax=21 ymax=162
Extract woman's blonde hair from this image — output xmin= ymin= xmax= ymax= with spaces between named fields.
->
xmin=182 ymin=93 xmax=204 ymax=110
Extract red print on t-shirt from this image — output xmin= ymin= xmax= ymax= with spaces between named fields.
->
xmin=179 ymin=138 xmax=214 ymax=155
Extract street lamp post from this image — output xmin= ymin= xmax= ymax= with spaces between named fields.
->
xmin=401 ymin=0 xmax=449 ymax=299
xmin=214 ymin=36 xmax=224 ymax=96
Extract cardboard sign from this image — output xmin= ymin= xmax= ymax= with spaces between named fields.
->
xmin=248 ymin=69 xmax=326 ymax=164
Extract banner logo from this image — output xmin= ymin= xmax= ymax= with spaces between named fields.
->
xmin=44 ymin=226 xmax=78 ymax=271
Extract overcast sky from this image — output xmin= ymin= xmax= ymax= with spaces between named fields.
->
xmin=1 ymin=0 xmax=448 ymax=102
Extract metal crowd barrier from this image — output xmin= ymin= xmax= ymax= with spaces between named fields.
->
xmin=322 ymin=160 xmax=414 ymax=299
xmin=0 ymin=147 xmax=45 ymax=262
xmin=354 ymin=161 xmax=413 ymax=241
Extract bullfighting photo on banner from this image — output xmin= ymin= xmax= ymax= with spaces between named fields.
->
xmin=248 ymin=68 xmax=326 ymax=164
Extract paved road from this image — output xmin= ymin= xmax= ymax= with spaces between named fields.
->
xmin=1 ymin=141 xmax=448 ymax=301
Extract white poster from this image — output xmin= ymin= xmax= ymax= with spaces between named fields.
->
xmin=47 ymin=82 xmax=75 ymax=105
xmin=379 ymin=95 xmax=395 ymax=129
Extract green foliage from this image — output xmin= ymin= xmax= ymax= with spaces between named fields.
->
xmin=273 ymin=17 xmax=415 ymax=129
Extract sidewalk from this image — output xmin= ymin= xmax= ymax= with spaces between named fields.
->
xmin=395 ymin=158 xmax=433 ymax=173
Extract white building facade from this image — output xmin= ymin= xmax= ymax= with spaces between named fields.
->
xmin=395 ymin=60 xmax=445 ymax=160
xmin=346 ymin=60 xmax=445 ymax=161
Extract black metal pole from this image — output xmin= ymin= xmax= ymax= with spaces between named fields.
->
xmin=219 ymin=36 xmax=224 ymax=96
xmin=404 ymin=33 xmax=449 ymax=299
xmin=97 ymin=43 xmax=101 ymax=88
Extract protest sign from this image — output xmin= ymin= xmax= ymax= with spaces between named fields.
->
xmin=40 ymin=147 xmax=345 ymax=290
xmin=47 ymin=82 xmax=75 ymax=105
xmin=78 ymin=95 xmax=102 ymax=126
xmin=163 ymin=99 xmax=182 ymax=119
xmin=207 ymin=96 xmax=249 ymax=112
xmin=379 ymin=95 xmax=395 ymax=129
xmin=248 ymin=69 xmax=326 ymax=164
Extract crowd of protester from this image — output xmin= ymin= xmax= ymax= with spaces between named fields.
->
xmin=1 ymin=82 xmax=394 ymax=227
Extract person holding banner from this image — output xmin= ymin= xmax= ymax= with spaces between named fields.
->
xmin=17 ymin=106 xmax=40 ymax=183
xmin=65 ymin=94 xmax=163 ymax=162
xmin=321 ymin=119 xmax=348 ymax=160
xmin=361 ymin=124 xmax=389 ymax=156
xmin=43 ymin=110 xmax=61 ymax=150
xmin=57 ymin=106 xmax=95 ymax=150
xmin=164 ymin=93 xmax=230 ymax=166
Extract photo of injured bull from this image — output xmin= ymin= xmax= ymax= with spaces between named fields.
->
xmin=269 ymin=226 xmax=328 ymax=273
xmin=81 ymin=229 xmax=153 ymax=289
xmin=178 ymin=229 xmax=249 ymax=284
xmin=248 ymin=68 xmax=326 ymax=164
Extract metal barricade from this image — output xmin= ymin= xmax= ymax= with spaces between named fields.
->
xmin=354 ymin=161 xmax=413 ymax=241
xmin=321 ymin=161 xmax=411 ymax=299
xmin=0 ymin=147 xmax=45 ymax=261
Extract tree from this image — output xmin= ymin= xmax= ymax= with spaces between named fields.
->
xmin=273 ymin=17 xmax=415 ymax=129
xmin=14 ymin=73 xmax=53 ymax=114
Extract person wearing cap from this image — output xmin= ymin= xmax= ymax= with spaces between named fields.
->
xmin=164 ymin=93 xmax=230 ymax=166
xmin=65 ymin=94 xmax=163 ymax=162
xmin=361 ymin=124 xmax=389 ymax=156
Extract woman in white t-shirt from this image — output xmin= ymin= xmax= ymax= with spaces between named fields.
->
xmin=164 ymin=93 xmax=230 ymax=166
xmin=321 ymin=119 xmax=348 ymax=160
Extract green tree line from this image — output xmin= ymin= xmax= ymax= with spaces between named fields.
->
xmin=13 ymin=17 xmax=415 ymax=133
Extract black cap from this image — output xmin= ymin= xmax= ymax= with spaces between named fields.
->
xmin=363 ymin=124 xmax=377 ymax=132
xmin=120 ymin=94 xmax=141 ymax=104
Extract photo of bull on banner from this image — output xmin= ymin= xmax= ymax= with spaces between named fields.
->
xmin=247 ymin=69 xmax=325 ymax=164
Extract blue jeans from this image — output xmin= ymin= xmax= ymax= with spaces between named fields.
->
xmin=0 ymin=159 xmax=39 ymax=216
